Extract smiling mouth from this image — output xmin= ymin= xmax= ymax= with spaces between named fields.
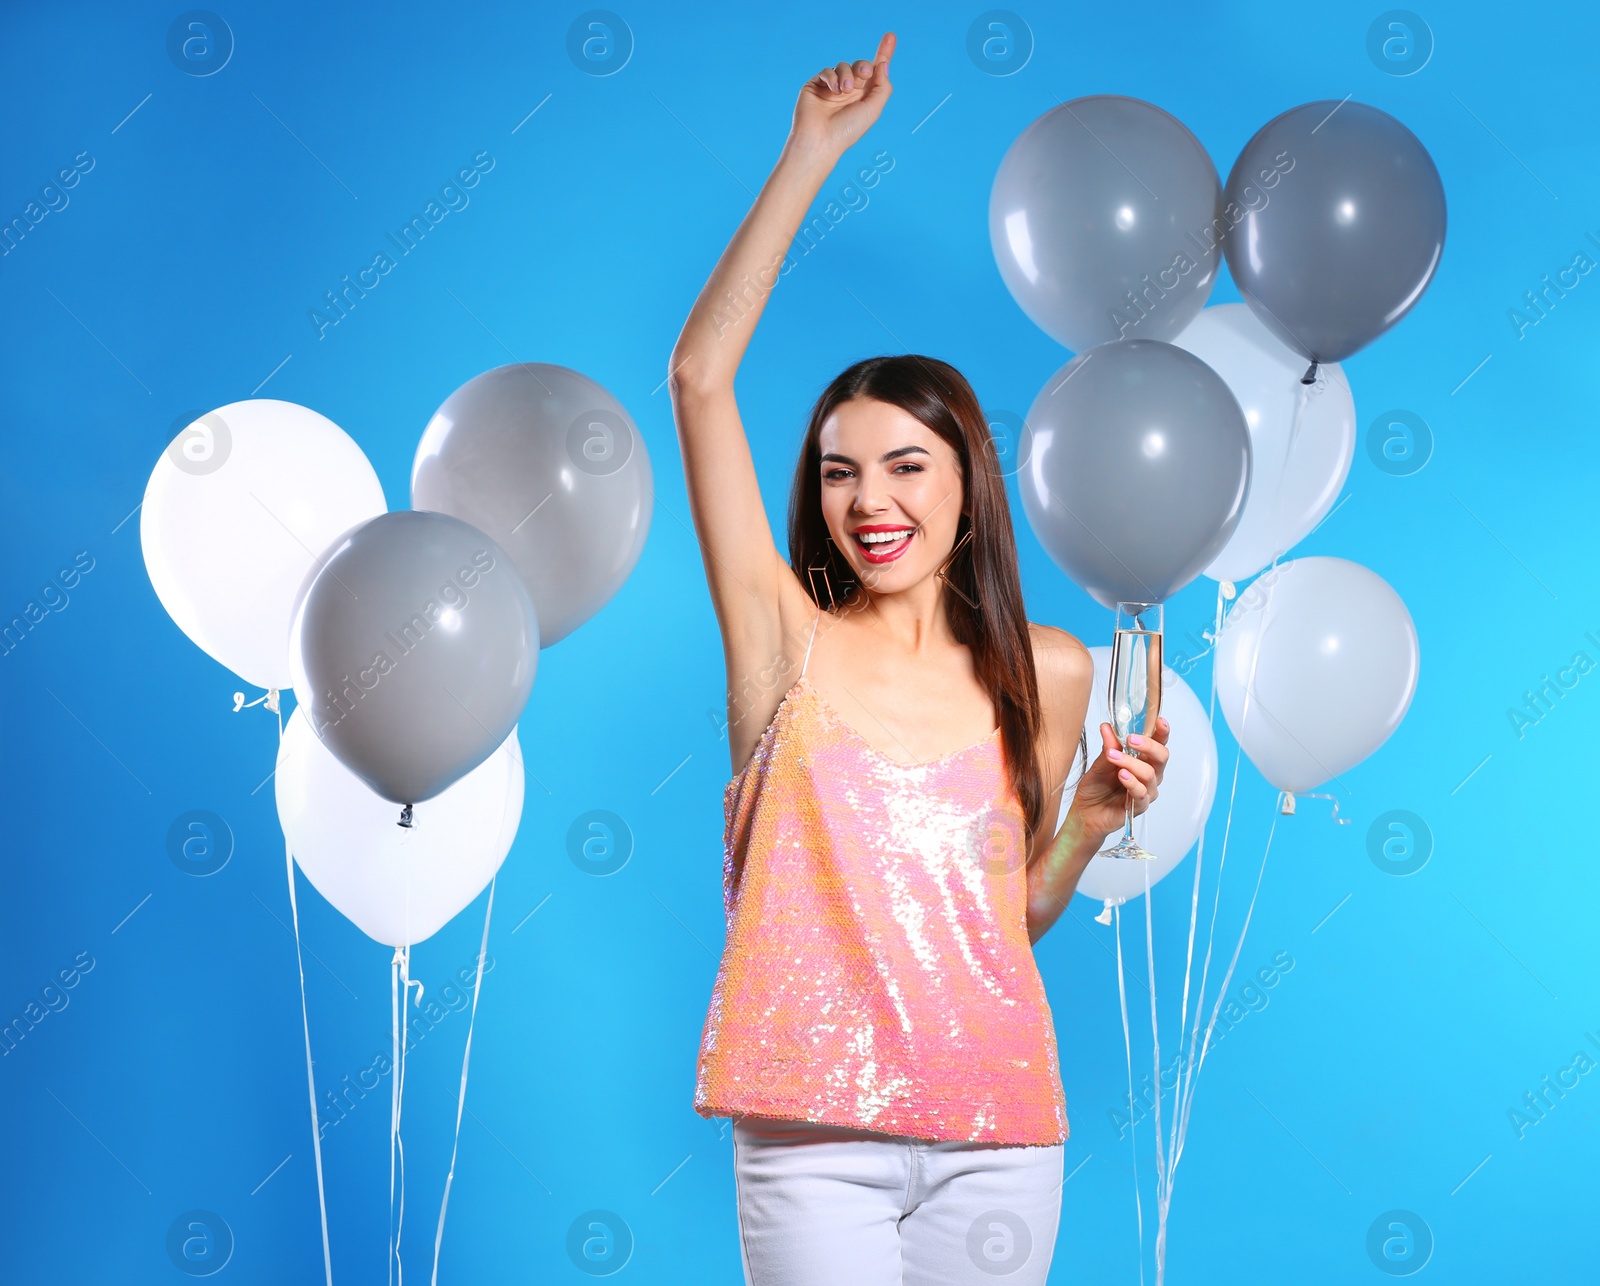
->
xmin=851 ymin=526 xmax=915 ymax=564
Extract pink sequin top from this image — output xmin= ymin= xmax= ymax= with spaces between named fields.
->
xmin=693 ymin=610 xmax=1069 ymax=1145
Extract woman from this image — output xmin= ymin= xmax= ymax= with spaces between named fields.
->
xmin=668 ymin=33 xmax=1170 ymax=1286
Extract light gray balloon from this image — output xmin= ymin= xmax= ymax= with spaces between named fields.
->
xmin=1222 ymin=100 xmax=1446 ymax=368
xmin=411 ymin=363 xmax=652 ymax=646
xmin=293 ymin=510 xmax=538 ymax=807
xmin=1020 ymin=339 xmax=1251 ymax=608
xmin=990 ymin=95 xmax=1223 ymax=353
xmin=1215 ymin=556 xmax=1418 ymax=794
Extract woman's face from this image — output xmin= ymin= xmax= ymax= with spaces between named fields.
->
xmin=817 ymin=396 xmax=965 ymax=595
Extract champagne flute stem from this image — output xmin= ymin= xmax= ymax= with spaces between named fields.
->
xmin=1121 ymin=742 xmax=1135 ymax=844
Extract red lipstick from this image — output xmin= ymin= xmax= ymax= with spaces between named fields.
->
xmin=850 ymin=523 xmax=915 ymax=565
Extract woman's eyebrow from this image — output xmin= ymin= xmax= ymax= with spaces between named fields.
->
xmin=820 ymin=445 xmax=933 ymax=466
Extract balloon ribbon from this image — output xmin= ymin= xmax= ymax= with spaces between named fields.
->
xmin=277 ymin=705 xmax=335 ymax=1285
xmin=430 ymin=875 xmax=496 ymax=1283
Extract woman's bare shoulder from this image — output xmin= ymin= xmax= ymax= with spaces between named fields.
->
xmin=1027 ymin=621 xmax=1094 ymax=720
xmin=1027 ymin=622 xmax=1093 ymax=685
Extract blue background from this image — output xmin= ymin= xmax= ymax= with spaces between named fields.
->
xmin=3 ymin=1 xmax=1594 ymax=1281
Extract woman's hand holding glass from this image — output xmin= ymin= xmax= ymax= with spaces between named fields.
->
xmin=1069 ymin=715 xmax=1171 ymax=852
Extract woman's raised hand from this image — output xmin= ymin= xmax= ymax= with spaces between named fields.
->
xmin=790 ymin=32 xmax=895 ymax=159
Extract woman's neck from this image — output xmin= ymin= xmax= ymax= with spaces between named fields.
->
xmin=833 ymin=580 xmax=960 ymax=657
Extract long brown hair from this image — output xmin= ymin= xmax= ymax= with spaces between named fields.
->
xmin=786 ymin=355 xmax=1046 ymax=859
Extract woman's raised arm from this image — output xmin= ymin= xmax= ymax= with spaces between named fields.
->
xmin=667 ymin=35 xmax=894 ymax=729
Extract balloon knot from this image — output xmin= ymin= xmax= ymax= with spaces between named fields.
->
xmin=232 ymin=688 xmax=276 ymax=713
xmin=398 ymin=803 xmax=414 ymax=829
xmin=1279 ymin=791 xmax=1297 ymax=815
xmin=1300 ymin=359 xmax=1319 ymax=386
xmin=1219 ymin=580 xmax=1236 ymax=600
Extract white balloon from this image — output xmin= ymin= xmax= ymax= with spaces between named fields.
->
xmin=1059 ymin=647 xmax=1218 ymax=911
xmin=141 ymin=400 xmax=387 ymax=690
xmin=1169 ymin=305 xmax=1355 ymax=583
xmin=275 ymin=706 xmax=525 ymax=947
xmin=1215 ymin=556 xmax=1418 ymax=794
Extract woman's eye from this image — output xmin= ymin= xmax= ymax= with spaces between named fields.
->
xmin=823 ymin=468 xmax=853 ymax=481
xmin=893 ymin=463 xmax=923 ymax=474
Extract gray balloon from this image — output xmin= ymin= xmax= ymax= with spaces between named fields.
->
xmin=990 ymin=95 xmax=1223 ymax=353
xmin=411 ymin=363 xmax=652 ymax=646
xmin=294 ymin=510 xmax=538 ymax=807
xmin=1020 ymin=339 xmax=1251 ymax=607
xmin=1223 ymin=100 xmax=1445 ymax=367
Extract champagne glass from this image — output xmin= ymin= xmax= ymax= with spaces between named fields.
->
xmin=1105 ymin=602 xmax=1164 ymax=860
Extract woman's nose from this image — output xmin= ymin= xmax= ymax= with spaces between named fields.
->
xmin=851 ymin=481 xmax=888 ymax=513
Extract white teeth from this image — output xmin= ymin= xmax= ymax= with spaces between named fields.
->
xmin=857 ymin=530 xmax=911 ymax=546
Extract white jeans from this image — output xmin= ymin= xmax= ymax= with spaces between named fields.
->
xmin=731 ymin=1115 xmax=1065 ymax=1285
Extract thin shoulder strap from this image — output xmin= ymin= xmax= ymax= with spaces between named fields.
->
xmin=800 ymin=605 xmax=821 ymax=679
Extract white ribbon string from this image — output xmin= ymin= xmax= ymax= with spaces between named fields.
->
xmin=1166 ymin=755 xmax=1249 ymax=1189
xmin=430 ymin=875 xmax=497 ymax=1284
xmin=1171 ymin=812 xmax=1279 ymax=1177
xmin=276 ymin=706 xmax=335 ymax=1286
xmin=1113 ymin=904 xmax=1147 ymax=1286
xmin=1170 ymin=555 xmax=1276 ymax=1181
xmin=390 ymin=947 xmax=400 ymax=1286
xmin=390 ymin=940 xmax=422 ymax=1279
xmin=1156 ymin=509 xmax=1292 ymax=1245
xmin=1143 ymin=860 xmax=1170 ymax=1285
xmin=1122 ymin=378 xmax=1317 ymax=1270
xmin=1163 ymin=581 xmax=1226 ymax=1208
xmin=235 ymin=686 xmax=281 ymax=714
xmin=1265 ymin=381 xmax=1313 ymax=575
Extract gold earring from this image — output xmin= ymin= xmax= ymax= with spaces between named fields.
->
xmin=808 ymin=535 xmax=850 ymax=609
xmin=934 ymin=524 xmax=979 ymax=610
